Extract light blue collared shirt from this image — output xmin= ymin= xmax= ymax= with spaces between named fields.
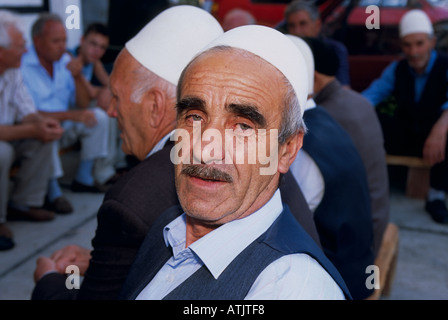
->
xmin=20 ymin=45 xmax=76 ymax=112
xmin=136 ymin=189 xmax=344 ymax=300
xmin=145 ymin=131 xmax=174 ymax=159
xmin=362 ymin=50 xmax=448 ymax=111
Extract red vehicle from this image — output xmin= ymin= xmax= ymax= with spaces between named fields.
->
xmin=210 ymin=0 xmax=448 ymax=92
xmin=326 ymin=0 xmax=448 ymax=91
xmin=210 ymin=0 xmax=342 ymax=27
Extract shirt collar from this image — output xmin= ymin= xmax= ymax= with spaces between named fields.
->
xmin=163 ymin=189 xmax=284 ymax=279
xmin=146 ymin=130 xmax=175 ymax=159
xmin=22 ymin=45 xmax=41 ymax=66
xmin=304 ymin=98 xmax=317 ymax=112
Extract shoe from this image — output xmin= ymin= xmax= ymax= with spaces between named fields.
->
xmin=7 ymin=206 xmax=55 ymax=222
xmin=0 ymin=224 xmax=14 ymax=251
xmin=44 ymin=196 xmax=73 ymax=214
xmin=425 ymin=199 xmax=448 ymax=224
xmin=71 ymin=180 xmax=108 ymax=193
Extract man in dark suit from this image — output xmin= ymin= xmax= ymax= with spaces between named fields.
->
xmin=308 ymin=37 xmax=390 ymax=258
xmin=31 ymin=6 xmax=320 ymax=300
xmin=286 ymin=35 xmax=375 ymax=300
xmin=119 ymin=25 xmax=351 ymax=300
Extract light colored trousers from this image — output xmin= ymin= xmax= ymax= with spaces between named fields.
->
xmin=51 ymin=107 xmax=109 ymax=180
xmin=0 ymin=139 xmax=53 ymax=223
xmin=94 ymin=117 xmax=126 ymax=184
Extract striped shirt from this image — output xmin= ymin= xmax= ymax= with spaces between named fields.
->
xmin=0 ymin=68 xmax=37 ymax=125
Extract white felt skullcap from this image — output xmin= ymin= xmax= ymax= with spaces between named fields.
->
xmin=399 ymin=9 xmax=433 ymax=38
xmin=125 ymin=5 xmax=223 ymax=86
xmin=286 ymin=35 xmax=314 ymax=95
xmin=201 ymin=25 xmax=309 ymax=118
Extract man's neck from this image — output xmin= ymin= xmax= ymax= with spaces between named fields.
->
xmin=38 ymin=56 xmax=54 ymax=77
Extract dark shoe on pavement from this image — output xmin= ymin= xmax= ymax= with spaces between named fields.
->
xmin=7 ymin=206 xmax=55 ymax=222
xmin=44 ymin=196 xmax=73 ymax=214
xmin=71 ymin=180 xmax=108 ymax=193
xmin=425 ymin=199 xmax=448 ymax=224
xmin=0 ymin=223 xmax=14 ymax=251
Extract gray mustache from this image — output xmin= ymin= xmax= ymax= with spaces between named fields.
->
xmin=181 ymin=165 xmax=233 ymax=183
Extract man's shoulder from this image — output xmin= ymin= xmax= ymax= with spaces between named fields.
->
xmin=105 ymin=145 xmax=175 ymax=200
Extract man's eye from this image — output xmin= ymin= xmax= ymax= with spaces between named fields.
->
xmin=187 ymin=114 xmax=202 ymax=121
xmin=234 ymin=123 xmax=254 ymax=136
xmin=237 ymin=123 xmax=252 ymax=131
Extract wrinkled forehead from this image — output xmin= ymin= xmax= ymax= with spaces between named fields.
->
xmin=181 ymin=47 xmax=285 ymax=93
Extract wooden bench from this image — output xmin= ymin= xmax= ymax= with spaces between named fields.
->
xmin=386 ymin=155 xmax=431 ymax=199
xmin=366 ymin=222 xmax=400 ymax=300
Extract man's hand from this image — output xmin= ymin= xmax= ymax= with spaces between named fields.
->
xmin=34 ymin=256 xmax=58 ymax=283
xmin=66 ymin=55 xmax=83 ymax=78
xmin=423 ymin=112 xmax=448 ymax=165
xmin=50 ymin=245 xmax=92 ymax=276
xmin=33 ymin=245 xmax=92 ymax=283
xmin=72 ymin=109 xmax=97 ymax=127
xmin=31 ymin=117 xmax=64 ymax=143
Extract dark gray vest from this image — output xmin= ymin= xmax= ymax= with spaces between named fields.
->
xmin=119 ymin=204 xmax=352 ymax=300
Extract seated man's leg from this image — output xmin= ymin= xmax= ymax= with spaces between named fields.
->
xmin=425 ymin=145 xmax=448 ymax=224
xmin=71 ymin=108 xmax=109 ymax=193
xmin=7 ymin=139 xmax=55 ymax=222
xmin=0 ymin=141 xmax=15 ymax=250
xmin=45 ymin=140 xmax=73 ymax=214
xmin=93 ymin=116 xmax=119 ymax=185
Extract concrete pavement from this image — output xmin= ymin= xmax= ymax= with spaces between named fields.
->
xmin=0 ymin=155 xmax=448 ymax=299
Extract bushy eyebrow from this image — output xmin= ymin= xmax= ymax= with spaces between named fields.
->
xmin=176 ymin=97 xmax=206 ymax=117
xmin=176 ymin=97 xmax=267 ymax=127
xmin=227 ymin=103 xmax=266 ymax=127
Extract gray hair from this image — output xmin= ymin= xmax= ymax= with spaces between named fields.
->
xmin=177 ymin=46 xmax=307 ymax=145
xmin=31 ymin=12 xmax=63 ymax=38
xmin=0 ymin=10 xmax=21 ymax=48
xmin=130 ymin=64 xmax=176 ymax=104
xmin=285 ymin=0 xmax=320 ymax=21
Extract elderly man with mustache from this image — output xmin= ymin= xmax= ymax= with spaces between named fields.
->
xmin=31 ymin=6 xmax=320 ymax=300
xmin=119 ymin=25 xmax=351 ymax=300
xmin=363 ymin=9 xmax=448 ymax=224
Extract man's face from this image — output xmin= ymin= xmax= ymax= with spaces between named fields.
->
xmin=108 ymin=50 xmax=158 ymax=160
xmin=80 ymin=32 xmax=109 ymax=64
xmin=0 ymin=26 xmax=27 ymax=68
xmin=175 ymin=49 xmax=297 ymax=226
xmin=286 ymin=10 xmax=321 ymax=38
xmin=400 ymin=33 xmax=435 ymax=74
xmin=34 ymin=20 xmax=67 ymax=63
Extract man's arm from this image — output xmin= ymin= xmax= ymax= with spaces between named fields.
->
xmin=361 ymin=61 xmax=398 ymax=107
xmin=0 ymin=114 xmax=63 ymax=142
xmin=66 ymin=56 xmax=92 ymax=109
xmin=423 ymin=110 xmax=448 ymax=165
xmin=39 ymin=110 xmax=97 ymax=128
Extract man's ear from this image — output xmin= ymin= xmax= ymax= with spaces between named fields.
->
xmin=277 ymin=131 xmax=304 ymax=174
xmin=143 ymin=88 xmax=166 ymax=128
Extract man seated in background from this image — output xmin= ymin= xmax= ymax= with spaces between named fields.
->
xmin=71 ymin=22 xmax=126 ymax=185
xmin=20 ymin=13 xmax=110 ymax=214
xmin=362 ymin=9 xmax=448 ymax=224
xmin=0 ymin=10 xmax=63 ymax=251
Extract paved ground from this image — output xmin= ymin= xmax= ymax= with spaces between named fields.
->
xmin=0 ymin=155 xmax=447 ymax=300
